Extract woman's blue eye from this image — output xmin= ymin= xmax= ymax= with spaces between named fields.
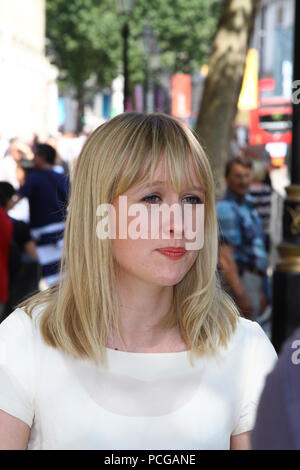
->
xmin=182 ymin=195 xmax=203 ymax=204
xmin=141 ymin=194 xmax=161 ymax=204
xmin=141 ymin=194 xmax=203 ymax=204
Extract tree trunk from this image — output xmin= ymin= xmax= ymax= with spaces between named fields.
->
xmin=195 ymin=0 xmax=260 ymax=197
xmin=76 ymin=86 xmax=85 ymax=134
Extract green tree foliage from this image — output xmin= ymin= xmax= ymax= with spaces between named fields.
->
xmin=129 ymin=0 xmax=220 ymax=84
xmin=47 ymin=0 xmax=220 ymax=90
xmin=46 ymin=0 xmax=121 ymax=130
xmin=47 ymin=0 xmax=121 ymax=87
xmin=46 ymin=0 xmax=220 ymax=128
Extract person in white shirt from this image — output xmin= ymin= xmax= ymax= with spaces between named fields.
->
xmin=0 ymin=112 xmax=277 ymax=450
xmin=0 ymin=138 xmax=24 ymax=189
xmin=0 ymin=138 xmax=31 ymax=222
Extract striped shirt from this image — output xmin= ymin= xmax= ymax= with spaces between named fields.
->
xmin=249 ymin=183 xmax=272 ymax=234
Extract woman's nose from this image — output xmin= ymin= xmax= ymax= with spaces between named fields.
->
xmin=161 ymin=202 xmax=184 ymax=240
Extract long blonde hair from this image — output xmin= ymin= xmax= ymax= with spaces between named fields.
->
xmin=19 ymin=112 xmax=239 ymax=363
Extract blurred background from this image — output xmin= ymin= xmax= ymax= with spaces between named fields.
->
xmin=0 ymin=1 xmax=294 ymax=156
xmin=0 ymin=1 xmax=295 ymax=178
xmin=0 ymin=0 xmax=299 ymax=349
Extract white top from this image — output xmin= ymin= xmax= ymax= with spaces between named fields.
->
xmin=0 ymin=155 xmax=30 ymax=222
xmin=0 ymin=307 xmax=277 ymax=450
xmin=0 ymin=155 xmax=19 ymax=189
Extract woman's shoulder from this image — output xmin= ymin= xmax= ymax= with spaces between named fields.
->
xmin=228 ymin=317 xmax=277 ymax=361
xmin=0 ymin=304 xmax=46 ymax=344
xmin=233 ymin=316 xmax=269 ymax=341
xmin=0 ymin=306 xmax=44 ymax=428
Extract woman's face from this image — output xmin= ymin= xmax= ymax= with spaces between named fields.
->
xmin=111 ymin=159 xmax=205 ymax=287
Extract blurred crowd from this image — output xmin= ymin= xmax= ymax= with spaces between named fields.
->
xmin=217 ymin=128 xmax=279 ymax=330
xmin=0 ymin=132 xmax=87 ymax=322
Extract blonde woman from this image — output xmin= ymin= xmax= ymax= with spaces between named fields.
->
xmin=0 ymin=113 xmax=277 ymax=450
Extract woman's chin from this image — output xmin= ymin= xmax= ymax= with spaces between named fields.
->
xmin=152 ymin=273 xmax=186 ymax=287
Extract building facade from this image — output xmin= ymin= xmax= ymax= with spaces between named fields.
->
xmin=0 ymin=0 xmax=59 ymax=141
xmin=253 ymin=0 xmax=295 ymax=96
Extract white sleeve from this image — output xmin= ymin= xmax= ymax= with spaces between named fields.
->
xmin=0 ymin=309 xmax=35 ymax=427
xmin=232 ymin=321 xmax=278 ymax=436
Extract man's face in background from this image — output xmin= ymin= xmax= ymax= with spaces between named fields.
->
xmin=226 ymin=163 xmax=252 ymax=198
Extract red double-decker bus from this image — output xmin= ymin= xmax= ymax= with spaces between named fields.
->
xmin=249 ymin=79 xmax=292 ymax=167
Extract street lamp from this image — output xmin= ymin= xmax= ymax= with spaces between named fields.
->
xmin=271 ymin=0 xmax=300 ymax=351
xmin=116 ymin=0 xmax=135 ymax=112
xmin=141 ymin=20 xmax=160 ymax=112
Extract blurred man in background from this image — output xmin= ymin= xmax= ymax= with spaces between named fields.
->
xmin=12 ymin=144 xmax=70 ymax=288
xmin=217 ymin=157 xmax=268 ymax=320
xmin=0 ymin=182 xmax=39 ymax=321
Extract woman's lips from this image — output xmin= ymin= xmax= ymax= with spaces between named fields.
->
xmin=156 ymin=247 xmax=186 ymax=260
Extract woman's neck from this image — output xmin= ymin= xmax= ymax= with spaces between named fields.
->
xmin=108 ymin=272 xmax=186 ymax=352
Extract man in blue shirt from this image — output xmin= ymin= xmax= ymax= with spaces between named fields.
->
xmin=14 ymin=144 xmax=70 ymax=287
xmin=217 ymin=157 xmax=268 ymax=320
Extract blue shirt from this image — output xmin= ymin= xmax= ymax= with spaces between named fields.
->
xmin=18 ymin=169 xmax=70 ymax=229
xmin=216 ymin=189 xmax=268 ymax=273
